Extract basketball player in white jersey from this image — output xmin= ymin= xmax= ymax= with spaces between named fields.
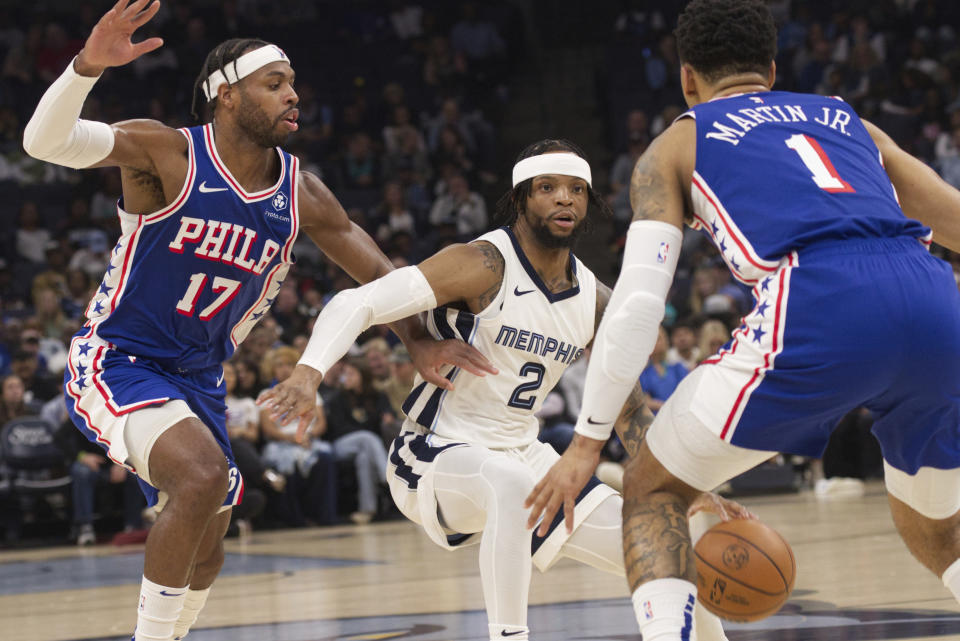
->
xmin=262 ymin=140 xmax=751 ymax=640
xmin=22 ymin=2 xmax=492 ymax=640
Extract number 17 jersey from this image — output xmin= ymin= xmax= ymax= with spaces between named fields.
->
xmin=86 ymin=123 xmax=299 ymax=371
xmin=683 ymin=91 xmax=930 ymax=284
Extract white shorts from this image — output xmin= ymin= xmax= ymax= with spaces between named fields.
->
xmin=387 ymin=423 xmax=618 ymax=572
xmin=648 ymin=367 xmax=960 ymax=520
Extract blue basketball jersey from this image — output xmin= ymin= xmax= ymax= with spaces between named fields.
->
xmin=683 ymin=91 xmax=931 ymax=284
xmin=86 ymin=124 xmax=299 ymax=371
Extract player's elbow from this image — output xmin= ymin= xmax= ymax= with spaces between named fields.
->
xmin=22 ymin=119 xmax=51 ymax=160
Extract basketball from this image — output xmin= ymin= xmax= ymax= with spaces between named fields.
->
xmin=694 ymin=519 xmax=796 ymax=622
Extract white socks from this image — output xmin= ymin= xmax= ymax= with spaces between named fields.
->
xmin=631 ymin=578 xmax=698 ymax=641
xmin=172 ymin=587 xmax=211 ymax=640
xmin=943 ymin=558 xmax=960 ymax=604
xmin=489 ymin=624 xmax=529 ymax=640
xmin=135 ymin=577 xmax=187 ymax=641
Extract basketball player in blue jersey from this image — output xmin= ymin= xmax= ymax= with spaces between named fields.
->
xmin=525 ymin=1 xmax=960 ymax=638
xmin=262 ymin=139 xmax=753 ymax=641
xmin=22 ymin=2 xmax=493 ymax=640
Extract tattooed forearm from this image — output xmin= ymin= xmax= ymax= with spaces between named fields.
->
xmin=472 ymin=241 xmax=505 ymax=310
xmin=613 ymin=383 xmax=654 ymax=459
xmin=622 ymin=495 xmax=695 ymax=590
xmin=629 ymin=149 xmax=669 ymax=223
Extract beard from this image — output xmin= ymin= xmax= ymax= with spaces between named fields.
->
xmin=523 ymin=209 xmax=586 ymax=249
xmin=237 ymin=93 xmax=290 ymax=148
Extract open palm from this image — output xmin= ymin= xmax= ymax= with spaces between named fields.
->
xmin=81 ymin=0 xmax=163 ymax=70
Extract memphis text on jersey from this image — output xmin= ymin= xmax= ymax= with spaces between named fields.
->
xmin=705 ymin=101 xmax=852 ymax=146
xmin=168 ymin=215 xmax=280 ymax=274
xmin=494 ymin=324 xmax=585 ymax=364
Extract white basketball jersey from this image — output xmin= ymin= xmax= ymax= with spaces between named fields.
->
xmin=401 ymin=227 xmax=597 ymax=449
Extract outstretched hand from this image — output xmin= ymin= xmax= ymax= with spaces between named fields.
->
xmin=256 ymin=365 xmax=324 ymax=444
xmin=408 ymin=337 xmax=498 ymax=391
xmin=524 ymin=434 xmax=605 ymax=537
xmin=76 ymin=0 xmax=164 ymax=76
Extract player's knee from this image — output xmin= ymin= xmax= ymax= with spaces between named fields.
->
xmin=480 ymin=458 xmax=535 ymax=509
xmin=175 ymin=458 xmax=229 ymax=509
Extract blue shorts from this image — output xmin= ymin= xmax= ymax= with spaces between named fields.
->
xmin=63 ymin=328 xmax=241 ymax=508
xmin=689 ymin=237 xmax=960 ymax=474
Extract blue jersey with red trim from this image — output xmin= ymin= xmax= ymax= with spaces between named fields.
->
xmin=86 ymin=123 xmax=299 ymax=371
xmin=684 ymin=91 xmax=930 ymax=284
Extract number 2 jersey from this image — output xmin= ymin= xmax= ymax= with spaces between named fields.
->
xmin=400 ymin=227 xmax=597 ymax=450
xmin=682 ymin=90 xmax=931 ymax=284
xmin=84 ymin=123 xmax=299 ymax=371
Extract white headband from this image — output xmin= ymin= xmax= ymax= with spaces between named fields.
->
xmin=202 ymin=44 xmax=291 ymax=101
xmin=512 ymin=152 xmax=592 ymax=187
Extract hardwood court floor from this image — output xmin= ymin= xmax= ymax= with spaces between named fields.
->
xmin=2 ymin=481 xmax=959 ymax=641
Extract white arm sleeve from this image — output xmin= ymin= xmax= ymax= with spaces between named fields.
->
xmin=22 ymin=57 xmax=115 ymax=169
xmin=574 ymin=220 xmax=683 ymax=441
xmin=298 ymin=266 xmax=438 ymax=376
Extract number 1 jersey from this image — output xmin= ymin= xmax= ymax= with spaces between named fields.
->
xmin=683 ymin=91 xmax=931 ymax=284
xmin=87 ymin=123 xmax=299 ymax=371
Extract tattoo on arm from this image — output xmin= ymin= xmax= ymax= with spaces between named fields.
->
xmin=471 ymin=241 xmax=505 ymax=311
xmin=629 ymin=148 xmax=670 ymax=223
xmin=613 ymin=384 xmax=654 ymax=459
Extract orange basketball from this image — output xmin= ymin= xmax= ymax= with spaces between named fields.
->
xmin=693 ymin=518 xmax=796 ymax=622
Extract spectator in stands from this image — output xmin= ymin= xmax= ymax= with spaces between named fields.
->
xmin=323 ymin=358 xmax=394 ymax=524
xmin=233 ymin=357 xmax=264 ymax=400
xmin=0 ymin=374 xmax=39 ymax=423
xmin=14 ymin=201 xmax=50 ymax=265
xmin=638 ymin=326 xmax=689 ymax=413
xmin=372 ymin=181 xmax=417 ymax=243
xmin=381 ymin=344 xmax=417 ymax=422
xmin=450 ymin=3 xmax=506 ymax=65
xmin=221 ymin=361 xmax=274 ymax=533
xmin=260 ymin=347 xmax=338 ymax=526
xmin=339 ymin=131 xmax=381 ymax=191
xmin=428 ymin=173 xmax=487 ymax=239
xmin=383 ymin=104 xmax=425 ymax=155
xmin=427 ymin=98 xmax=477 ymax=155
xmin=32 ymin=287 xmax=71 ymax=340
xmin=34 ymin=23 xmax=81 ymax=84
xmin=423 ymin=35 xmax=468 ymax=98
xmin=89 ymin=170 xmax=123 ymax=224
xmin=10 ymin=350 xmax=57 ymax=404
xmin=666 ymin=320 xmax=700 ymax=371
xmin=62 ymin=269 xmax=92 ymax=320
xmin=32 ymin=239 xmax=70 ymax=301
xmin=54 ymin=415 xmax=144 ymax=546
xmin=698 ymin=319 xmax=731 ymax=362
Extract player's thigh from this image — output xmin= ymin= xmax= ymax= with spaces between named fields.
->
xmin=646 ymin=367 xmax=777 ymax=492
xmin=136 ymin=405 xmax=229 ymax=497
xmin=434 ymin=445 xmax=536 ymax=534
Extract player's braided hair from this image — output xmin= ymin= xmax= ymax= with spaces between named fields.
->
xmin=494 ymin=139 xmax=611 ymax=231
xmin=674 ymin=0 xmax=777 ymax=83
xmin=191 ymin=38 xmax=270 ymax=122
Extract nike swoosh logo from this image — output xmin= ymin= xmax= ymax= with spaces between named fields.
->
xmin=159 ymin=590 xmax=185 ymax=597
xmin=514 ymin=286 xmax=535 ymax=296
xmin=586 ymin=416 xmax=609 ymax=425
xmin=216 ymin=369 xmax=225 ymax=387
xmin=501 ymin=631 xmax=525 ymax=637
xmin=198 ymin=181 xmax=228 ymax=193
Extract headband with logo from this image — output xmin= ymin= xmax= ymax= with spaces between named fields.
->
xmin=511 ymin=152 xmax=592 ymax=187
xmin=202 ymin=45 xmax=291 ymax=101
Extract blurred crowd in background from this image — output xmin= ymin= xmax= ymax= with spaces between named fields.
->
xmin=0 ymin=0 xmax=957 ymax=545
